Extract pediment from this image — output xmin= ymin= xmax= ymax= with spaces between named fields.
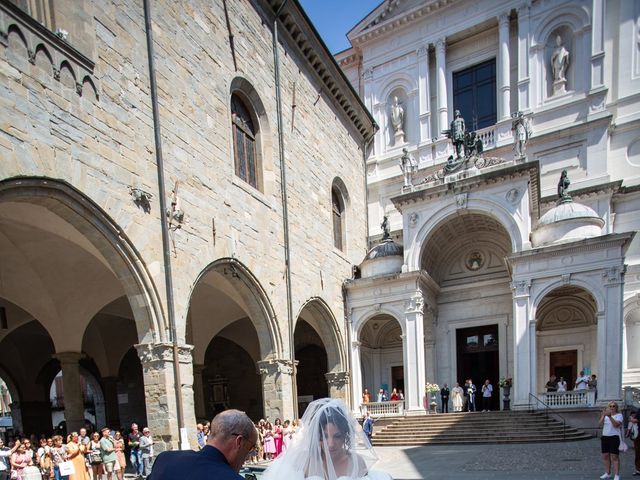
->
xmin=348 ymin=0 xmax=457 ymax=44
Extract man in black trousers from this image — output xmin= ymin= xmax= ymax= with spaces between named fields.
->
xmin=149 ymin=409 xmax=257 ymax=480
xmin=440 ymin=384 xmax=450 ymax=413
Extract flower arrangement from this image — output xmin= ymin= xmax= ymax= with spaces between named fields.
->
xmin=425 ymin=383 xmax=440 ymax=393
xmin=498 ymin=377 xmax=512 ymax=388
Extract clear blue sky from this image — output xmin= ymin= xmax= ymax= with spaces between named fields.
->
xmin=299 ymin=0 xmax=383 ymax=54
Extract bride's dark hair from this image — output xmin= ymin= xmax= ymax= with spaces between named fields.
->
xmin=318 ymin=405 xmax=351 ymax=450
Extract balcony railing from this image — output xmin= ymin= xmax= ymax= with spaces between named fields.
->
xmin=540 ymin=390 xmax=596 ymax=408
xmin=360 ymin=401 xmax=405 ymax=417
xmin=476 ymin=124 xmax=496 ymax=151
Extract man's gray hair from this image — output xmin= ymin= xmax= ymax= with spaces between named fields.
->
xmin=209 ymin=409 xmax=254 ymax=440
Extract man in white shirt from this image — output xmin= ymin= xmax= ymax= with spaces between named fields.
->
xmin=575 ymin=371 xmax=590 ymax=391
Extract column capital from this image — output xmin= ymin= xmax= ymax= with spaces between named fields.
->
xmin=53 ymin=352 xmax=85 ymax=365
xmin=257 ymin=358 xmax=297 ymax=376
xmin=602 ymin=265 xmax=626 ymax=286
xmin=417 ymin=45 xmax=429 ymax=57
xmin=498 ymin=12 xmax=510 ymax=28
xmin=405 ymin=292 xmax=424 ymax=314
xmin=325 ymin=371 xmax=349 ymax=387
xmin=510 ymin=279 xmax=531 ymax=297
xmin=363 ymin=67 xmax=374 ymax=81
xmin=351 ymin=340 xmax=362 ymax=349
xmin=435 ymin=38 xmax=446 ymax=54
xmin=135 ymin=342 xmax=194 ymax=365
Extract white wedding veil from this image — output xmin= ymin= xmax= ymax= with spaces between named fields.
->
xmin=262 ymin=398 xmax=379 ymax=480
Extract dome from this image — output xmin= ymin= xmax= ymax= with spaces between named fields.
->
xmin=531 ymin=201 xmax=604 ymax=247
xmin=360 ymin=238 xmax=403 ymax=278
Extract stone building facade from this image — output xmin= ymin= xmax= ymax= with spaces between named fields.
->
xmin=339 ymin=0 xmax=640 ymax=414
xmin=0 ymin=0 xmax=375 ymax=448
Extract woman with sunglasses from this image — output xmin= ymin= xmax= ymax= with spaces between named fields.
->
xmin=599 ymin=401 xmax=623 ymax=480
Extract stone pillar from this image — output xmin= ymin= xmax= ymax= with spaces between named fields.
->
xmin=350 ymin=341 xmax=363 ymax=415
xmin=498 ymin=13 xmax=511 ymax=120
xmin=403 ymin=293 xmax=427 ymax=415
xmin=516 ymin=2 xmax=531 ymax=111
xmin=54 ymin=352 xmax=85 ymax=433
xmin=325 ymin=371 xmax=349 ymax=402
xmin=597 ymin=266 xmax=626 ymax=404
xmin=257 ymin=359 xmax=296 ymax=420
xmin=423 ymin=307 xmax=437 ymax=384
xmin=511 ymin=280 xmax=533 ymax=409
xmin=435 ymin=38 xmax=448 ymax=136
xmin=15 ymin=401 xmax=52 ymax=435
xmin=590 ymin=0 xmax=605 ymax=89
xmin=102 ymin=376 xmax=120 ymax=428
xmin=417 ymin=44 xmax=432 ymax=142
xmin=8 ymin=401 xmax=23 ymax=434
xmin=192 ymin=364 xmax=206 ymax=421
xmin=135 ymin=343 xmax=197 ymax=452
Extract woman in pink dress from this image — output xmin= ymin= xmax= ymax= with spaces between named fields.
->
xmin=262 ymin=422 xmax=275 ymax=461
xmin=10 ymin=443 xmax=32 ymax=480
xmin=113 ymin=432 xmax=126 ymax=480
xmin=272 ymin=418 xmax=283 ymax=458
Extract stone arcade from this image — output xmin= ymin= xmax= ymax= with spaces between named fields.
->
xmin=0 ymin=0 xmax=375 ymax=448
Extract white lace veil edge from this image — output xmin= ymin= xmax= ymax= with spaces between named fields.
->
xmin=262 ymin=398 xmax=378 ymax=480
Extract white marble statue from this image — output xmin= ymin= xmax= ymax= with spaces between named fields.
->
xmin=399 ymin=147 xmax=418 ymax=188
xmin=551 ymin=35 xmax=570 ymax=95
xmin=512 ymin=113 xmax=532 ymax=158
xmin=390 ymin=96 xmax=405 ymax=143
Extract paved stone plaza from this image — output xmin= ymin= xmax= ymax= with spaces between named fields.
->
xmin=373 ymin=440 xmax=636 ymax=479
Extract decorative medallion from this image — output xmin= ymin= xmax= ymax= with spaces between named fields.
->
xmin=465 ymin=251 xmax=484 ymax=271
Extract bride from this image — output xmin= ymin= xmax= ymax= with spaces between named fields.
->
xmin=262 ymin=398 xmax=391 ymax=480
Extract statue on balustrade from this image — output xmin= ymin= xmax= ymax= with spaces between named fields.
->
xmin=399 ymin=148 xmax=418 ymax=188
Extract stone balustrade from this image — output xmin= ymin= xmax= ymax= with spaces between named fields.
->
xmin=360 ymin=400 xmax=405 ymax=418
xmin=540 ymin=390 xmax=596 ymax=408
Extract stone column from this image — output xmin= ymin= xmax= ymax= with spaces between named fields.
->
xmin=511 ymin=280 xmax=533 ymax=409
xmin=417 ymin=45 xmax=432 ymax=142
xmin=136 ymin=343 xmax=197 ymax=452
xmin=403 ymin=293 xmax=427 ymax=415
xmin=516 ymin=2 xmax=531 ymax=111
xmin=192 ymin=364 xmax=206 ymax=421
xmin=8 ymin=402 xmax=23 ymax=435
xmin=435 ymin=38 xmax=448 ymax=136
xmin=54 ymin=352 xmax=85 ymax=433
xmin=350 ymin=341 xmax=363 ymax=415
xmin=590 ymin=0 xmax=605 ymax=89
xmin=102 ymin=376 xmax=120 ymax=428
xmin=498 ymin=13 xmax=511 ymax=120
xmin=597 ymin=266 xmax=626 ymax=404
xmin=325 ymin=371 xmax=349 ymax=402
xmin=363 ymin=67 xmax=379 ymax=156
xmin=257 ymin=359 xmax=296 ymax=420
xmin=423 ymin=307 xmax=437 ymax=384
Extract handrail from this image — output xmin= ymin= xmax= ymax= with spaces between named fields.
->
xmin=528 ymin=392 xmax=567 ymax=440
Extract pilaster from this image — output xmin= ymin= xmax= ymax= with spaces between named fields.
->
xmin=435 ymin=38 xmax=448 ymax=136
xmin=590 ymin=0 xmax=605 ymax=90
xmin=510 ymin=279 xmax=533 ymax=409
xmin=350 ymin=340 xmax=363 ymax=415
xmin=417 ymin=44 xmax=431 ymax=142
xmin=498 ymin=13 xmax=511 ymax=120
xmin=516 ymin=2 xmax=531 ymax=112
xmin=403 ymin=292 xmax=427 ymax=414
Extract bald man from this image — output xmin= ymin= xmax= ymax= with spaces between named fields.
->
xmin=148 ymin=410 xmax=257 ymax=480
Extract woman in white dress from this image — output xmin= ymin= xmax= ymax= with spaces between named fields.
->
xmin=557 ymin=377 xmax=567 ymax=392
xmin=262 ymin=398 xmax=391 ymax=480
xmin=451 ymin=383 xmax=464 ymax=412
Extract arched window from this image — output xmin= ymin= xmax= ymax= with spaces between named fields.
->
xmin=332 ymin=187 xmax=344 ymax=251
xmin=231 ymin=94 xmax=258 ymax=188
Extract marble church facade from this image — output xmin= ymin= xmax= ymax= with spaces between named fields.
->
xmin=339 ymin=0 xmax=640 ymax=413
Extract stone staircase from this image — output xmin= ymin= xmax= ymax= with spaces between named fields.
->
xmin=371 ymin=411 xmax=592 ymax=445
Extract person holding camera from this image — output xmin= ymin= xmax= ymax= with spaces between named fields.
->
xmin=599 ymin=401 xmax=623 ymax=480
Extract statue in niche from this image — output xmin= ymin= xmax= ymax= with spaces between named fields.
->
xmin=399 ymin=148 xmax=418 ymax=188
xmin=557 ymin=169 xmax=572 ymax=203
xmin=512 ymin=112 xmax=532 ymax=158
xmin=390 ymin=96 xmax=405 ymax=144
xmin=551 ymin=35 xmax=570 ymax=95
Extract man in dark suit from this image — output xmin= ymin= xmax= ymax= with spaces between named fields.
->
xmin=440 ymin=384 xmax=450 ymax=413
xmin=149 ymin=409 xmax=257 ymax=480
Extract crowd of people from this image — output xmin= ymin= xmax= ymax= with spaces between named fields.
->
xmin=197 ymin=417 xmax=301 ymax=464
xmin=0 ymin=423 xmax=154 ymax=480
xmin=546 ymin=371 xmax=598 ymax=397
xmin=361 ymin=388 xmax=404 ymax=404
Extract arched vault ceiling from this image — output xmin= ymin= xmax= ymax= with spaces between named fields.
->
xmin=359 ymin=314 xmax=402 ymax=349
xmin=421 ymin=213 xmax=511 ymax=284
xmin=0 ymin=211 xmax=126 ymax=351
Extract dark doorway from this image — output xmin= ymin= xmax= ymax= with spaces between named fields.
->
xmin=296 ymin=344 xmax=328 ymax=417
xmin=550 ymin=350 xmax=577 ymax=390
xmin=456 ymin=324 xmax=500 ymax=410
xmin=391 ymin=366 xmax=404 ymax=395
